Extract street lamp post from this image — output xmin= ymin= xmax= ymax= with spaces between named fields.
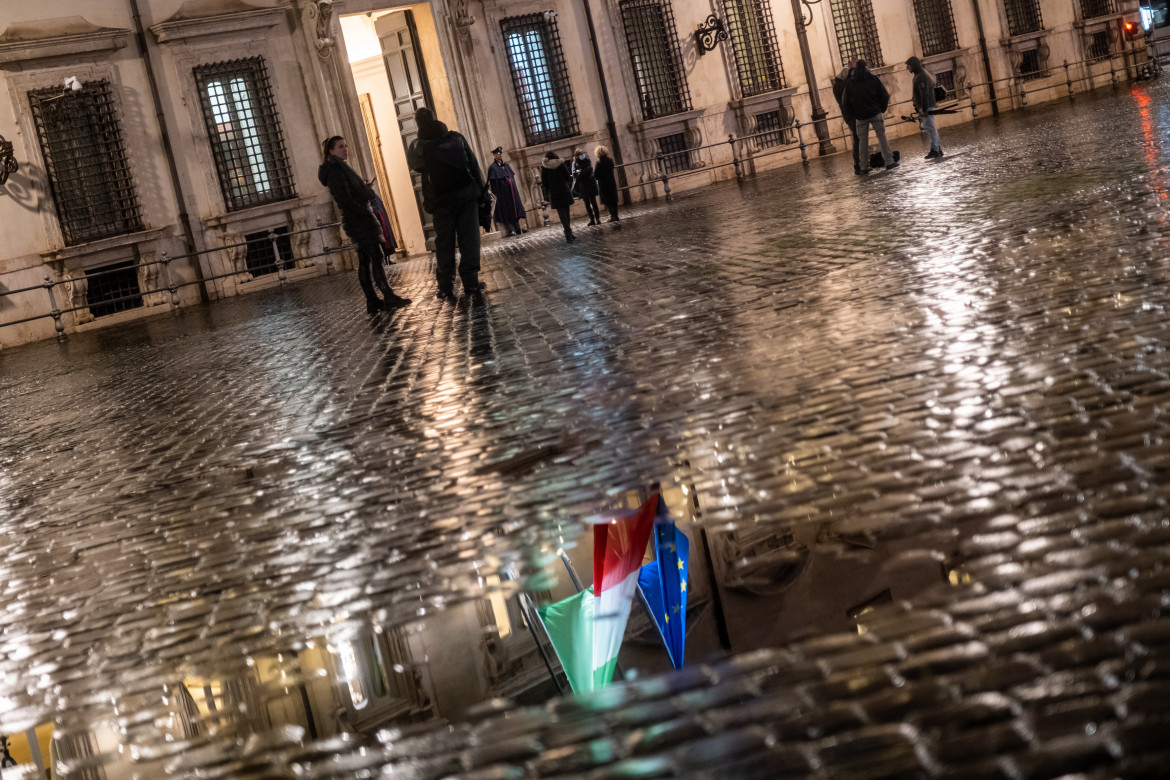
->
xmin=789 ymin=0 xmax=836 ymax=155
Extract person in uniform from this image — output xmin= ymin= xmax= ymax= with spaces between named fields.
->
xmin=486 ymin=146 xmax=527 ymax=237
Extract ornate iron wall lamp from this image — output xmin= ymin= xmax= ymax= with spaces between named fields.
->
xmin=0 ymin=136 xmax=17 ymax=186
xmin=694 ymin=15 xmax=727 ymax=54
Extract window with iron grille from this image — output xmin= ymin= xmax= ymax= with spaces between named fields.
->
xmin=1080 ymin=0 xmax=1115 ymax=19
xmin=912 ymin=0 xmax=958 ymax=56
xmin=1018 ymin=47 xmax=1045 ymax=79
xmin=934 ymin=69 xmax=957 ymax=99
xmin=657 ymin=132 xmax=691 ymax=173
xmin=194 ymin=57 xmax=296 ymax=212
xmin=829 ymin=0 xmax=884 ymax=68
xmin=28 ymin=80 xmax=144 ymax=246
xmin=243 ymin=227 xmax=294 ymax=276
xmin=1087 ymin=29 xmax=1111 ymax=59
xmin=722 ymin=0 xmax=786 ymax=97
xmin=86 ymin=261 xmax=143 ymax=318
xmin=1004 ymin=0 xmax=1044 ymax=36
xmin=620 ymin=0 xmax=691 ymax=120
xmin=754 ymin=110 xmax=793 ymax=147
xmin=501 ymin=14 xmax=579 ymax=145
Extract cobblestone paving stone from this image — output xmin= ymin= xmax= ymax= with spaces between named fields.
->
xmin=6 ymin=80 xmax=1170 ymax=776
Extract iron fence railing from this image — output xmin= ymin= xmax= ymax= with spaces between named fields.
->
xmin=0 ymin=221 xmax=350 ymax=342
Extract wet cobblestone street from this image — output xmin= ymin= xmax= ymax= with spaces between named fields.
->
xmin=8 ymin=80 xmax=1170 ymax=776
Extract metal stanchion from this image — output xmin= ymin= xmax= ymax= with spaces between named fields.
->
xmin=44 ymin=276 xmax=66 ymax=342
xmin=795 ymin=119 xmax=808 ymax=166
xmin=730 ymin=134 xmax=742 ymax=182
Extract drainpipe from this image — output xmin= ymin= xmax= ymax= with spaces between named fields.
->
xmin=128 ymin=0 xmax=207 ymax=301
xmin=789 ymin=0 xmax=835 ymax=155
xmin=579 ymin=0 xmax=629 ymax=200
xmin=970 ymin=0 xmax=1000 ymax=115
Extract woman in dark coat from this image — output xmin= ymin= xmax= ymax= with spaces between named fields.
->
xmin=593 ymin=145 xmax=619 ymax=223
xmin=571 ymin=149 xmax=601 ymax=226
xmin=318 ymin=136 xmax=410 ymax=312
xmin=540 ymin=150 xmax=575 ymax=243
xmin=487 ymin=146 xmax=527 ymax=236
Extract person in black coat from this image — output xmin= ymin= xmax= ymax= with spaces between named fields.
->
xmin=540 ymin=150 xmax=575 ymax=243
xmin=571 ymin=149 xmax=601 ymax=226
xmin=318 ymin=136 xmax=411 ymax=313
xmin=594 ymin=145 xmax=619 ymax=222
xmin=487 ymin=146 xmax=527 ymax=236
xmin=832 ymin=61 xmax=862 ymax=175
xmin=841 ymin=60 xmax=897 ymax=174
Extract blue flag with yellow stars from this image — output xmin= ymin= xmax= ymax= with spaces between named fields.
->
xmin=637 ymin=519 xmax=689 ymax=669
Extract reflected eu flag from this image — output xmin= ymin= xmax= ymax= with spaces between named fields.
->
xmin=637 ymin=517 xmax=689 ymax=669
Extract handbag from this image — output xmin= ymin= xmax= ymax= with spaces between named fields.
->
xmin=478 ymin=191 xmax=494 ymax=233
xmin=933 ymin=84 xmax=948 ymax=102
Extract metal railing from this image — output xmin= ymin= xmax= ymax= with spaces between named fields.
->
xmin=0 ymin=220 xmax=351 ymax=342
xmin=525 ymin=45 xmax=1147 ymax=217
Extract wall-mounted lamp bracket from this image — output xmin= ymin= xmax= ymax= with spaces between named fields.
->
xmin=694 ymin=15 xmax=727 ymax=55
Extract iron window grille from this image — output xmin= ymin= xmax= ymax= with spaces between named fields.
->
xmin=829 ymin=0 xmax=884 ymax=68
xmin=657 ymin=132 xmax=691 ymax=174
xmin=754 ymin=109 xmax=794 ymax=147
xmin=28 ymin=80 xmax=144 ymax=246
xmin=620 ymin=0 xmax=691 ymax=120
xmin=1018 ymin=47 xmax=1045 ymax=79
xmin=934 ymin=69 xmax=957 ymax=99
xmin=86 ymin=261 xmax=144 ymax=318
xmin=194 ymin=57 xmax=296 ymax=212
xmin=722 ymin=0 xmax=786 ymax=97
xmin=1087 ymin=29 xmax=1111 ymax=60
xmin=912 ymin=0 xmax=959 ymax=56
xmin=1080 ymin=0 xmax=1115 ymax=19
xmin=1003 ymin=0 xmax=1044 ymax=36
xmin=501 ymin=13 xmax=580 ymax=145
xmin=243 ymin=227 xmax=295 ymax=276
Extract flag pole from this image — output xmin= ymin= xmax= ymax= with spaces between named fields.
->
xmin=516 ymin=592 xmax=567 ymax=695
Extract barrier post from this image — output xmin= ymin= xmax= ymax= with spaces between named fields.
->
xmin=44 ymin=276 xmax=66 ymax=342
xmin=730 ymin=134 xmax=743 ymax=182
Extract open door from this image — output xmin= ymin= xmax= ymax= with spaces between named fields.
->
xmin=376 ymin=10 xmax=435 ymax=248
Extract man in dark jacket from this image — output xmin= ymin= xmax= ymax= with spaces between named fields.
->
xmin=842 ymin=60 xmax=897 ymax=173
xmin=907 ymin=56 xmax=943 ymax=159
xmin=540 ymin=150 xmax=575 ymax=243
xmin=832 ymin=61 xmax=862 ymax=175
xmin=406 ymin=107 xmax=489 ymax=300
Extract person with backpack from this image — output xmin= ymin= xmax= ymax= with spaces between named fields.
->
xmin=832 ymin=60 xmax=862 ymax=175
xmin=318 ymin=136 xmax=411 ymax=314
xmin=541 ymin=150 xmax=576 ymax=243
xmin=406 ymin=107 xmax=489 ymax=301
xmin=907 ymin=57 xmax=944 ymax=159
xmin=842 ymin=60 xmax=897 ymax=174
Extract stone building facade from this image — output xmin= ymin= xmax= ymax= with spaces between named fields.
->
xmin=0 ymin=0 xmax=1147 ymax=347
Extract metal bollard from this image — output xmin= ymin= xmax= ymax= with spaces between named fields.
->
xmin=162 ymin=251 xmax=180 ymax=314
xmin=270 ymin=229 xmax=287 ymax=287
xmin=795 ymin=119 xmax=808 ymax=166
xmin=1109 ymin=53 xmax=1117 ymax=85
xmin=656 ymin=153 xmax=671 ymax=202
xmin=541 ymin=199 xmax=551 ymax=227
xmin=44 ymin=275 xmax=66 ymax=342
xmin=1064 ymin=60 xmax=1074 ymax=98
xmin=730 ymin=134 xmax=742 ymax=182
xmin=1018 ymin=78 xmax=1028 ymax=107
xmin=970 ymin=89 xmax=978 ymax=119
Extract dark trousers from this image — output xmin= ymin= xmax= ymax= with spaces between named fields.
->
xmin=432 ymin=199 xmax=481 ymax=294
xmin=582 ymin=195 xmax=600 ymax=223
xmin=554 ymin=206 xmax=574 ymax=240
xmin=602 ymin=198 xmax=619 ymax=221
xmin=846 ymin=118 xmax=861 ymax=172
xmin=357 ymin=241 xmax=393 ymax=304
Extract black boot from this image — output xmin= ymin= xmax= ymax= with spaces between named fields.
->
xmin=384 ymin=292 xmax=412 ymax=309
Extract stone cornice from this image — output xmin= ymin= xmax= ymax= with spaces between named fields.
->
xmin=0 ymin=16 xmax=129 ymax=67
xmin=150 ymin=1 xmax=285 ymax=44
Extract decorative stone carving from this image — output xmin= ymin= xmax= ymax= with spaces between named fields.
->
xmin=292 ymin=217 xmax=315 ymax=269
xmin=222 ymin=231 xmax=253 ymax=283
xmin=63 ymin=270 xmax=93 ymax=324
xmin=138 ymin=250 xmax=167 ymax=307
xmin=302 ymin=1 xmax=335 ymax=59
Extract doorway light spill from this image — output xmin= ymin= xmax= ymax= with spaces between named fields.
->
xmin=337 ymin=640 xmax=368 ymax=709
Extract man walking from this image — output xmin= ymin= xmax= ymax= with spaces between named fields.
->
xmin=407 ymin=107 xmax=489 ymax=300
xmin=843 ymin=60 xmax=897 ymax=174
xmin=832 ymin=60 xmax=862 ymax=175
xmin=907 ymin=57 xmax=944 ymax=159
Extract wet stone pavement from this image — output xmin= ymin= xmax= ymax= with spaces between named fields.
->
xmin=7 ymin=79 xmax=1170 ymax=778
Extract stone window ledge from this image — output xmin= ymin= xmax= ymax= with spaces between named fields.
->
xmin=1001 ymin=30 xmax=1047 ymax=48
xmin=728 ymin=87 xmax=797 ymax=114
xmin=1074 ymin=13 xmax=1124 ymax=30
xmin=629 ymin=108 xmax=703 ymax=136
xmin=39 ymin=227 xmax=169 ymax=272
